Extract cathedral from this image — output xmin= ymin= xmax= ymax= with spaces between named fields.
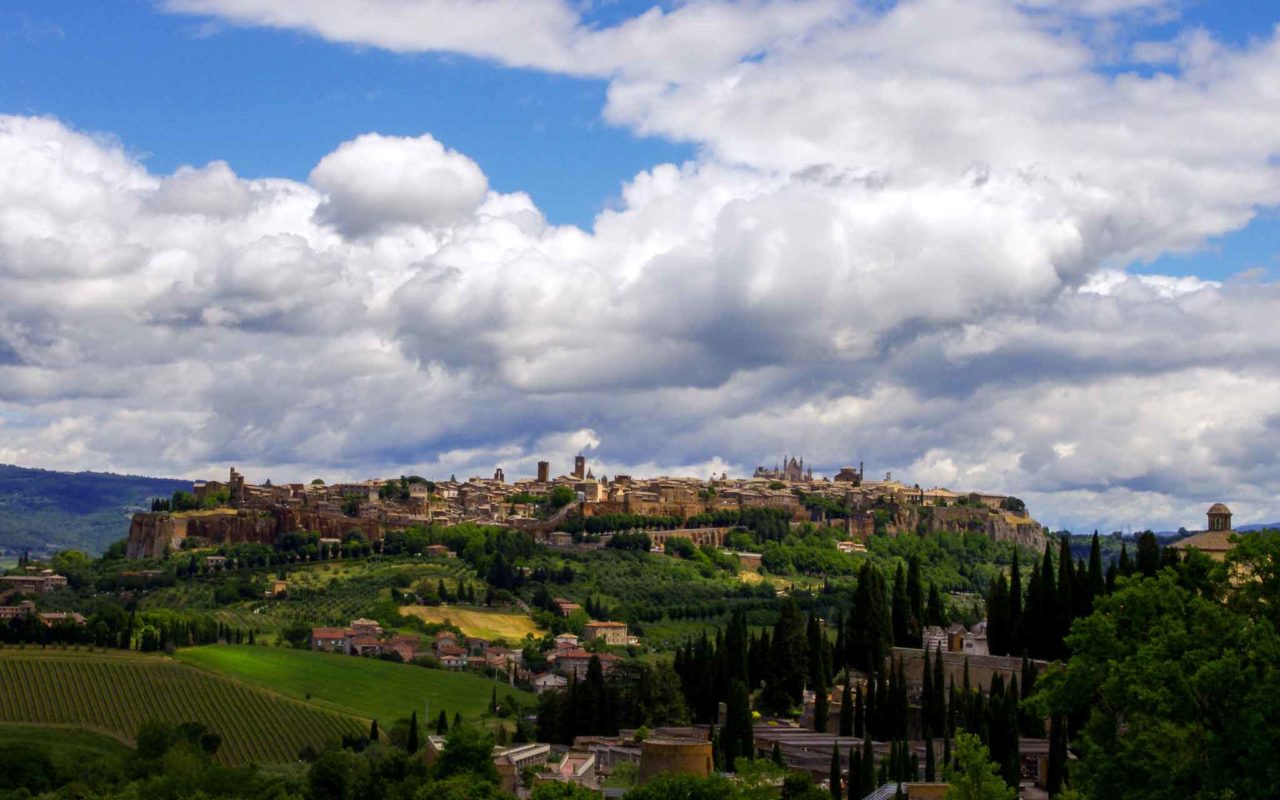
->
xmin=753 ymin=455 xmax=813 ymax=482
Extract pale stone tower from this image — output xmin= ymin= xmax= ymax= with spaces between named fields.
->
xmin=1207 ymin=503 xmax=1232 ymax=532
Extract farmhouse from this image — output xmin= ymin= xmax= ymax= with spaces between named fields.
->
xmin=311 ymin=627 xmax=350 ymax=653
xmin=0 ymin=600 xmax=36 ymax=621
xmin=553 ymin=598 xmax=582 ymax=617
xmin=582 ymin=620 xmax=629 ymax=646
xmin=556 ymin=649 xmax=621 ymax=680
xmin=0 ymin=572 xmax=68 ymax=595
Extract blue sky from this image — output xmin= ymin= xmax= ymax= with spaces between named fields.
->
xmin=0 ymin=2 xmax=1273 ymax=278
xmin=0 ymin=1 xmax=692 ymax=228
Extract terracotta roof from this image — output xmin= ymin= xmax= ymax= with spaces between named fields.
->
xmin=1171 ymin=529 xmax=1236 ymax=553
xmin=1208 ymin=503 xmax=1232 ymax=515
xmin=312 ymin=627 xmax=349 ymax=639
xmin=584 ymin=621 xmax=627 ymax=628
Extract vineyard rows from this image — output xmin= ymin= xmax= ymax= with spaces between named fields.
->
xmin=0 ymin=651 xmax=364 ymax=764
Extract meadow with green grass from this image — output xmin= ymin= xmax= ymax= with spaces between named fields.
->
xmin=0 ymin=648 xmax=362 ymax=765
xmin=0 ymin=723 xmax=130 ymax=769
xmin=176 ymin=644 xmax=532 ymax=728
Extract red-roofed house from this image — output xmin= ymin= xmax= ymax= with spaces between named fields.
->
xmin=556 ymin=649 xmax=621 ymax=680
xmin=311 ymin=627 xmax=350 ymax=653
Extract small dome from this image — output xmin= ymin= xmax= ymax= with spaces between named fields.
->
xmin=1208 ymin=503 xmax=1232 ymax=515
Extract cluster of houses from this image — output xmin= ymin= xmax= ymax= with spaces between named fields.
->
xmin=0 ymin=570 xmax=84 ymax=628
xmin=309 ymin=618 xmax=630 ymax=691
xmin=0 ymin=570 xmax=69 ymax=595
xmin=0 ymin=599 xmax=86 ymax=627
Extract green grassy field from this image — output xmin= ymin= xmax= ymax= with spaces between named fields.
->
xmin=176 ymin=645 xmax=533 ymax=727
xmin=399 ymin=605 xmax=544 ymax=641
xmin=0 ymin=723 xmax=130 ymax=774
xmin=0 ymin=648 xmax=363 ymax=765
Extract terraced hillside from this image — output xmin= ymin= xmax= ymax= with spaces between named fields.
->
xmin=0 ymin=648 xmax=364 ymax=764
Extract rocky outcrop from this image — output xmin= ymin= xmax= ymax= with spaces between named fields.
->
xmin=888 ymin=505 xmax=1047 ymax=552
xmin=126 ymin=508 xmax=393 ymax=559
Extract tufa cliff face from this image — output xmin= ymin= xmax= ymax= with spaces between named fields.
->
xmin=888 ymin=505 xmax=1047 ymax=552
xmin=126 ymin=508 xmax=391 ymax=559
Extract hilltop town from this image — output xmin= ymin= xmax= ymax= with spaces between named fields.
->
xmin=126 ymin=455 xmax=1046 ymax=559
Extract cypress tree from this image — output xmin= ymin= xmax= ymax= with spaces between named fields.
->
xmin=943 ymin=719 xmax=951 ymax=769
xmin=1047 ymin=713 xmax=1067 ymax=795
xmin=829 ymin=743 xmax=842 ymax=799
xmin=722 ymin=679 xmax=754 ymax=771
xmin=986 ymin=574 xmax=1011 ymax=656
xmin=834 ymin=610 xmax=847 ymax=673
xmin=854 ymin=684 xmax=865 ymax=738
xmin=1136 ymin=531 xmax=1161 ymax=578
xmin=839 ymin=676 xmax=854 ymax=736
xmin=861 ymin=736 xmax=875 ymax=796
xmin=851 ymin=563 xmax=891 ymax=673
xmin=436 ymin=710 xmax=449 ymax=734
xmin=768 ymin=596 xmax=808 ymax=710
xmin=907 ymin=556 xmax=924 ymax=633
xmin=453 ymin=711 xmax=462 ymax=730
xmin=814 ymin=673 xmax=830 ymax=733
xmin=773 ymin=741 xmax=784 ymax=766
xmin=847 ymin=747 xmax=860 ymax=800
xmin=1008 ymin=550 xmax=1023 ymax=654
xmin=924 ymin=734 xmax=936 ymax=781
xmin=891 ymin=562 xmax=915 ymax=647
xmin=1118 ymin=541 xmax=1133 ymax=576
xmin=369 ymin=719 xmax=379 ymax=742
xmin=865 ymin=674 xmax=878 ymax=740
xmin=407 ymin=711 xmax=419 ymax=754
xmin=926 ymin=583 xmax=945 ymax=627
xmin=1056 ymin=536 xmax=1074 ymax=658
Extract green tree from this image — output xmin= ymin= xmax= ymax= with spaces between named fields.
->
xmin=433 ymin=725 xmax=500 ymax=783
xmin=531 ymin=782 xmax=601 ymax=800
xmin=838 ymin=678 xmax=853 ymax=736
xmin=1029 ymin=541 xmax=1280 ymax=800
xmin=891 ymin=562 xmax=916 ymax=647
xmin=407 ymin=710 xmax=420 ymax=754
xmin=722 ymin=679 xmax=754 ymax=772
xmin=943 ymin=731 xmax=1016 ymax=800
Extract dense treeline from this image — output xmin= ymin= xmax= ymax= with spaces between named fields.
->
xmin=1027 ymin=530 xmax=1280 ymax=799
xmin=984 ymin=531 xmax=1165 ymax=661
xmin=535 ymin=656 xmax=690 ymax=743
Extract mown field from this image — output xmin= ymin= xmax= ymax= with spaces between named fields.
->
xmin=0 ymin=648 xmax=363 ymax=764
xmin=398 ymin=605 xmax=543 ymax=641
xmin=176 ymin=645 xmax=532 ymax=727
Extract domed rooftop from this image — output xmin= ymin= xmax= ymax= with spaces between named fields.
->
xmin=1208 ymin=503 xmax=1232 ymax=515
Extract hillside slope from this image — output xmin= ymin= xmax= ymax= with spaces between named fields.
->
xmin=0 ymin=464 xmax=188 ymax=556
xmin=0 ymin=648 xmax=363 ymax=764
xmin=177 ymin=645 xmax=531 ymax=726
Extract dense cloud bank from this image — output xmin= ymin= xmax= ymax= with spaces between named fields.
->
xmin=3 ymin=0 xmax=1280 ymax=532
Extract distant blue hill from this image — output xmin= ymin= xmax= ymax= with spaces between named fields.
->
xmin=0 ymin=464 xmax=188 ymax=558
xmin=1233 ymin=523 xmax=1280 ymax=532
